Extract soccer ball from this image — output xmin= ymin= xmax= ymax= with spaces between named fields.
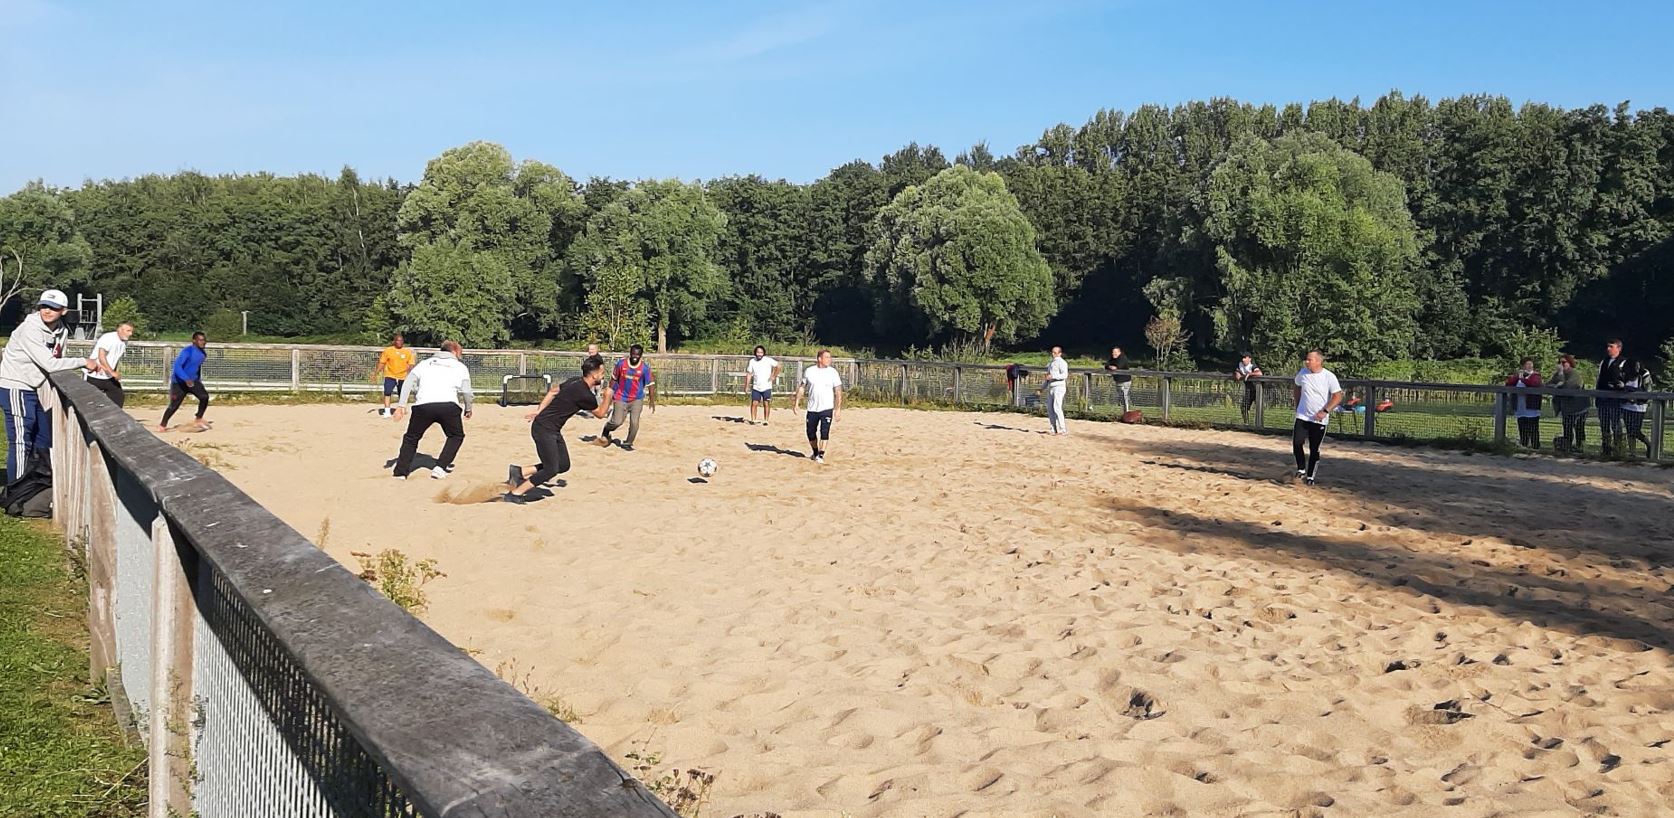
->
xmin=697 ymin=458 xmax=718 ymax=478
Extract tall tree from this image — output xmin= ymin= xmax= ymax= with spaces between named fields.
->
xmin=1201 ymin=133 xmax=1420 ymax=370
xmin=707 ymin=175 xmax=812 ymax=341
xmin=864 ymin=166 xmax=1056 ymax=352
xmin=0 ymin=185 xmax=92 ymax=310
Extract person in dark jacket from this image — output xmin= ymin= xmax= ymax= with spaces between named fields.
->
xmin=1548 ymin=354 xmax=1590 ymax=452
xmin=1595 ymin=339 xmax=1650 ymax=457
xmin=1103 ymin=346 xmax=1132 ymax=411
xmin=1505 ymin=358 xmax=1544 ymax=448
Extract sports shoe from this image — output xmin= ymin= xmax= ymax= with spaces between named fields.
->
xmin=620 ymin=443 xmax=635 ymax=452
xmin=501 ymin=492 xmax=529 ymax=505
xmin=593 ymin=435 xmax=613 ymax=448
xmin=392 ymin=473 xmax=407 ymax=480
xmin=430 ymin=466 xmax=450 ymax=480
xmin=507 ymin=465 xmax=523 ymax=487
xmin=1303 ymin=475 xmax=1317 ymax=486
xmin=812 ymin=453 xmax=824 ymax=463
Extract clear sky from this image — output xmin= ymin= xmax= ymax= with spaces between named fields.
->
xmin=4 ymin=0 xmax=1671 ymax=192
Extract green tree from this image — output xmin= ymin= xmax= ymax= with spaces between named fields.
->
xmin=567 ymin=180 xmax=727 ymax=351
xmin=1201 ymin=132 xmax=1419 ymax=370
xmin=864 ymin=166 xmax=1057 ymax=353
xmin=101 ymin=295 xmax=148 ymax=334
xmin=384 ymin=240 xmax=516 ymax=346
xmin=0 ymin=185 xmax=93 ymax=310
xmin=393 ymin=142 xmax=583 ymax=343
xmin=707 ymin=175 xmax=812 ymax=341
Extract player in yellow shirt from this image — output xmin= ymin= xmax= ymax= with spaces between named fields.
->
xmin=376 ymin=333 xmax=418 ymax=417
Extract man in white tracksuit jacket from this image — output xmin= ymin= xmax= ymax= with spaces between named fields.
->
xmin=389 ymin=341 xmax=474 ymax=480
xmin=0 ymin=289 xmax=98 ymax=484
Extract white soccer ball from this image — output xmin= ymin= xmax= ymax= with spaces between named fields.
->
xmin=697 ymin=458 xmax=718 ymax=478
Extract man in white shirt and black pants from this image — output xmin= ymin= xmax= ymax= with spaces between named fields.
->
xmin=1043 ymin=346 xmax=1069 ymax=435
xmin=1292 ymin=349 xmax=1344 ymax=486
xmin=390 ymin=341 xmax=474 ymax=480
xmin=87 ymin=322 xmax=135 ymax=407
xmin=793 ymin=349 xmax=843 ymax=463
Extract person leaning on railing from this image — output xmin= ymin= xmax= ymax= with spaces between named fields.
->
xmin=1595 ymin=339 xmax=1650 ymax=457
xmin=0 ymin=289 xmax=100 ymax=485
xmin=1548 ymin=354 xmax=1590 ymax=452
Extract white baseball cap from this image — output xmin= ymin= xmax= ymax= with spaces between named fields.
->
xmin=37 ymin=289 xmax=69 ymax=309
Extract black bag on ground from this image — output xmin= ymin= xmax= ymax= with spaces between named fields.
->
xmin=1 ymin=453 xmax=53 ymax=518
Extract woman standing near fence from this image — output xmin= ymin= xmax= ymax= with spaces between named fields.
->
xmin=1549 ymin=355 xmax=1589 ymax=452
xmin=1622 ymin=366 xmax=1652 ymax=457
xmin=1505 ymin=358 xmax=1543 ymax=449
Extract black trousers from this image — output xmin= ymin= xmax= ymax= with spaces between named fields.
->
xmin=1292 ymin=419 xmax=1326 ymax=477
xmin=1560 ymin=412 xmax=1588 ymax=450
xmin=1516 ymin=417 xmax=1541 ymax=448
xmin=394 ymin=403 xmax=464 ymax=476
xmin=528 ymin=423 xmax=571 ymax=485
xmin=805 ymin=409 xmax=833 ymax=443
xmin=89 ymin=377 xmax=125 ymax=408
xmin=161 ymin=379 xmax=209 ymax=426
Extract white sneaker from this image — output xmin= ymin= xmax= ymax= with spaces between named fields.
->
xmin=430 ymin=466 xmax=450 ymax=480
xmin=392 ymin=473 xmax=407 ymax=480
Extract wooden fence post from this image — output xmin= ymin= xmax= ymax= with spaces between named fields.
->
xmin=953 ymin=366 xmax=962 ymax=405
xmin=518 ymin=352 xmax=527 ymax=376
xmin=1161 ymin=376 xmax=1173 ymax=421
xmin=1491 ymin=390 xmax=1508 ymax=446
xmin=710 ymin=358 xmax=720 ymax=395
xmin=290 ymin=348 xmax=301 ymax=392
xmin=1363 ymin=385 xmax=1379 ymax=439
xmin=1082 ymin=372 xmax=1093 ymax=412
xmin=148 ymin=516 xmax=196 ymax=817
xmin=1650 ymin=398 xmax=1666 ymax=462
xmin=1253 ymin=380 xmax=1266 ymax=428
xmin=900 ymin=364 xmax=909 ymax=404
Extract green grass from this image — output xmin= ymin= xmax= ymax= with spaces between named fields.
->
xmin=0 ymin=518 xmax=147 ymax=818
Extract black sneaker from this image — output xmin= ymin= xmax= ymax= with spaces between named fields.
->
xmin=1303 ymin=475 xmax=1317 ymax=486
xmin=507 ymin=465 xmax=522 ymax=486
xmin=502 ymin=492 xmax=530 ymax=505
xmin=620 ymin=443 xmax=635 ymax=452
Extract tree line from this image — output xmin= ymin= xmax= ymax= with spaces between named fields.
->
xmin=4 ymin=91 xmax=1672 ymax=374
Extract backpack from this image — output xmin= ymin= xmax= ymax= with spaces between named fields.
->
xmin=1 ymin=453 xmax=53 ymax=518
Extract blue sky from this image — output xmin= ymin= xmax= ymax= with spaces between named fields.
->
xmin=4 ymin=0 xmax=1671 ymax=192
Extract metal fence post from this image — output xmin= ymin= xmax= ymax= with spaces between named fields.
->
xmin=1254 ymin=380 xmax=1266 ymax=428
xmin=1651 ymin=398 xmax=1666 ymax=462
xmin=1363 ymin=386 xmax=1378 ymax=439
xmin=1492 ymin=389 xmax=1508 ymax=446
xmin=290 ymin=347 xmax=301 ymax=392
xmin=1161 ymin=376 xmax=1173 ymax=421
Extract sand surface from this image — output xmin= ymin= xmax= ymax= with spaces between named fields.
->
xmin=156 ymin=402 xmax=1674 ymax=817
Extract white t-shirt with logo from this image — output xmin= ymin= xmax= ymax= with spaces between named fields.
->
xmin=1293 ymin=367 xmax=1343 ymax=424
xmin=801 ymin=365 xmax=843 ymax=413
xmin=747 ymin=356 xmax=779 ymax=392
xmin=88 ymin=332 xmax=126 ymax=381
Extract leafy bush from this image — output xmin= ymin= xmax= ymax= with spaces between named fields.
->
xmin=101 ymin=295 xmax=148 ymax=335
xmin=202 ymin=308 xmax=244 ymax=340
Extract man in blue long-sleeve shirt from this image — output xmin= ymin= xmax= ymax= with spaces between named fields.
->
xmin=158 ymin=332 xmax=210 ymax=432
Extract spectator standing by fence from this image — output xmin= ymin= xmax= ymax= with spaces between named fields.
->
xmin=0 ymin=289 xmax=98 ymax=484
xmin=86 ymin=322 xmax=134 ymax=408
xmin=1621 ymin=362 xmax=1653 ymax=457
xmin=1549 ymin=355 xmax=1590 ymax=452
xmin=1506 ymin=358 xmax=1544 ymax=449
xmin=159 ymin=332 xmax=211 ymax=431
xmin=1104 ymin=346 xmax=1132 ymax=412
xmin=1596 ymin=339 xmax=1638 ymax=456
xmin=1234 ymin=352 xmax=1262 ymax=424
xmin=1044 ymin=346 xmax=1069 ymax=435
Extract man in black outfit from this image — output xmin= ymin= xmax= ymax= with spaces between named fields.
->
xmin=1595 ymin=339 xmax=1636 ymax=456
xmin=504 ymin=356 xmax=613 ymax=504
xmin=390 ymin=341 xmax=474 ymax=480
xmin=1103 ymin=345 xmax=1132 ymax=411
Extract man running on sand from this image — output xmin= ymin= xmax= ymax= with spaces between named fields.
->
xmin=158 ymin=332 xmax=210 ymax=432
xmin=1292 ymin=349 xmax=1344 ymax=486
xmin=505 ymin=356 xmax=613 ymax=504
xmin=793 ymin=349 xmax=843 ymax=463
xmin=390 ymin=341 xmax=473 ymax=480
xmin=376 ymin=333 xmax=418 ymax=417
xmin=87 ymin=322 xmax=135 ymax=408
xmin=597 ymin=344 xmax=654 ymax=451
xmin=746 ymin=345 xmax=780 ymax=425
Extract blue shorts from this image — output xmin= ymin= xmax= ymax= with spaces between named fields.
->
xmin=383 ymin=377 xmax=404 ymax=397
xmin=751 ymin=388 xmax=772 ymax=402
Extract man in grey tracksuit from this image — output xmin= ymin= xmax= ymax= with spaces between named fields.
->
xmin=0 ymin=289 xmax=98 ymax=484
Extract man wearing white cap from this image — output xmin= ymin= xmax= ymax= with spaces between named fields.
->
xmin=0 ymin=289 xmax=98 ymax=484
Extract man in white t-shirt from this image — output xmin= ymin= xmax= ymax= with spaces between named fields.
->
xmin=87 ymin=322 xmax=135 ymax=408
xmin=1042 ymin=346 xmax=1070 ymax=435
xmin=792 ymin=349 xmax=843 ymax=463
xmin=1291 ymin=349 xmax=1344 ymax=485
xmin=745 ymin=345 xmax=780 ymax=426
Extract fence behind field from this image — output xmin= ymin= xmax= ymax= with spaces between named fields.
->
xmin=74 ymin=340 xmax=1671 ymax=462
xmin=48 ymin=372 xmax=676 ymax=817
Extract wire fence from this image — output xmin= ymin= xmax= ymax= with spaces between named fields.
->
xmin=49 ymin=373 xmax=677 ymax=817
xmin=73 ymin=340 xmax=1671 ymax=462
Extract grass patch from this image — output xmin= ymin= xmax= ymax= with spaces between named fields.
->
xmin=0 ymin=517 xmax=147 ymax=817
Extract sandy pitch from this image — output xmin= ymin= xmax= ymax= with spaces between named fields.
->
xmin=162 ymin=403 xmax=1674 ymax=817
